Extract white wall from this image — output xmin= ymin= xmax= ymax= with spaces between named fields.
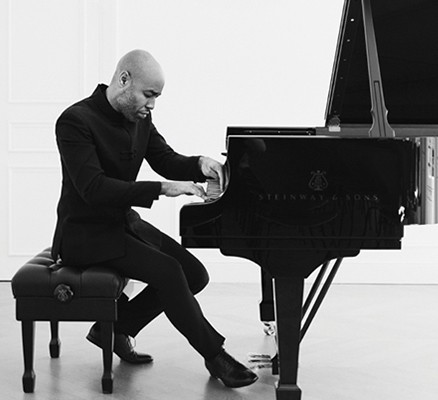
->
xmin=2 ymin=0 xmax=438 ymax=283
xmin=1 ymin=0 xmax=119 ymax=280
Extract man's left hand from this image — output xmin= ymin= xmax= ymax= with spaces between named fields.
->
xmin=199 ymin=156 xmax=226 ymax=191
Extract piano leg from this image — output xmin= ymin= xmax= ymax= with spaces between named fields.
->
xmin=260 ymin=269 xmax=275 ymax=322
xmin=274 ymin=276 xmax=303 ymax=400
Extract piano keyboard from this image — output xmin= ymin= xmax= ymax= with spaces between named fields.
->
xmin=205 ymin=179 xmax=222 ymax=202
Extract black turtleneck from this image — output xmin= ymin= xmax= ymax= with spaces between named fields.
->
xmin=52 ymin=84 xmax=205 ymax=264
xmin=56 ymin=84 xmax=204 ymax=206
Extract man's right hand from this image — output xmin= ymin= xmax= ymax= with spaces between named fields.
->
xmin=160 ymin=181 xmax=207 ymax=199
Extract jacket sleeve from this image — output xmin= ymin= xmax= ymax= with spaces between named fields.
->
xmin=145 ymin=123 xmax=207 ymax=183
xmin=56 ymin=110 xmax=161 ymax=208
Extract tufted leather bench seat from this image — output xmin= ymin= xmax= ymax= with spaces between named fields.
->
xmin=11 ymin=248 xmax=127 ymax=394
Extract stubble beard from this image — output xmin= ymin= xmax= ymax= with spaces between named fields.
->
xmin=117 ymin=90 xmax=139 ymax=122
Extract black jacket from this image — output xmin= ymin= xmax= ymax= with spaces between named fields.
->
xmin=51 ymin=84 xmax=205 ymax=265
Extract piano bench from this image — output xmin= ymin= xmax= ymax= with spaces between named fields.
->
xmin=10 ymin=248 xmax=127 ymax=394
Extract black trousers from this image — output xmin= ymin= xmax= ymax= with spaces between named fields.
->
xmin=100 ymin=231 xmax=225 ymax=360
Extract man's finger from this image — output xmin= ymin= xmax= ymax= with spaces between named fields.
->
xmin=193 ymin=183 xmax=207 ymax=199
xmin=216 ymin=167 xmax=224 ymax=191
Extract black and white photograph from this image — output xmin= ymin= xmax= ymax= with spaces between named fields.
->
xmin=1 ymin=1 xmax=438 ymax=399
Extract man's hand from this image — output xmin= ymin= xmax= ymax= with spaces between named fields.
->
xmin=160 ymin=181 xmax=207 ymax=199
xmin=199 ymin=156 xmax=226 ymax=191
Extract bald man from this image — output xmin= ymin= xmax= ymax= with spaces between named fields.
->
xmin=51 ymin=50 xmax=257 ymax=388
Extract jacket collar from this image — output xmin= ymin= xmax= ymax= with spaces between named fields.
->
xmin=92 ymin=84 xmax=126 ymax=124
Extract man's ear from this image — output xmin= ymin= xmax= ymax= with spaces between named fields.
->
xmin=119 ymin=70 xmax=130 ymax=87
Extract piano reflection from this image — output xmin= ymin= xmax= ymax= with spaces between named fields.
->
xmin=180 ymin=1 xmax=438 ymax=399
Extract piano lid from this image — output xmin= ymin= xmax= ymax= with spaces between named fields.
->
xmin=325 ymin=0 xmax=438 ymax=126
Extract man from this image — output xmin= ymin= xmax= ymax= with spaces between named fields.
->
xmin=51 ymin=49 xmax=257 ymax=388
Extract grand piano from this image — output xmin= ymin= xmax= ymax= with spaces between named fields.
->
xmin=180 ymin=0 xmax=438 ymax=399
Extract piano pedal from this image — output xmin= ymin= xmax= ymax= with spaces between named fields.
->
xmin=247 ymin=353 xmax=272 ymax=371
xmin=247 ymin=353 xmax=279 ymax=375
xmin=263 ymin=321 xmax=276 ymax=336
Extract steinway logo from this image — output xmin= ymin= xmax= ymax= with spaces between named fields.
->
xmin=257 ymin=193 xmax=380 ymax=202
xmin=257 ymin=171 xmax=380 ymax=202
xmin=309 ymin=170 xmax=328 ymax=191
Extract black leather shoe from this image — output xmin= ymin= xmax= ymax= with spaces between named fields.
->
xmin=86 ymin=325 xmax=153 ymax=364
xmin=205 ymin=349 xmax=258 ymax=388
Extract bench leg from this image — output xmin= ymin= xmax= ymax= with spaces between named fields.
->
xmin=49 ymin=320 xmax=61 ymax=358
xmin=21 ymin=320 xmax=36 ymax=393
xmin=100 ymin=321 xmax=114 ymax=394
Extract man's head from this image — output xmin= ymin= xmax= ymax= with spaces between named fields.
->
xmin=107 ymin=49 xmax=165 ymax=122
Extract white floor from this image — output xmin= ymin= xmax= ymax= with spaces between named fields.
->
xmin=2 ymin=282 xmax=438 ymax=400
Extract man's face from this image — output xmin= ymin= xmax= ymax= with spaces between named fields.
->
xmin=116 ymin=71 xmax=164 ymax=122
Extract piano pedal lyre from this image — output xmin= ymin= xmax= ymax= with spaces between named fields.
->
xmin=257 ymin=258 xmax=343 ymax=376
xmin=300 ymin=258 xmax=343 ymax=341
xmin=259 ymin=258 xmax=343 ymax=339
